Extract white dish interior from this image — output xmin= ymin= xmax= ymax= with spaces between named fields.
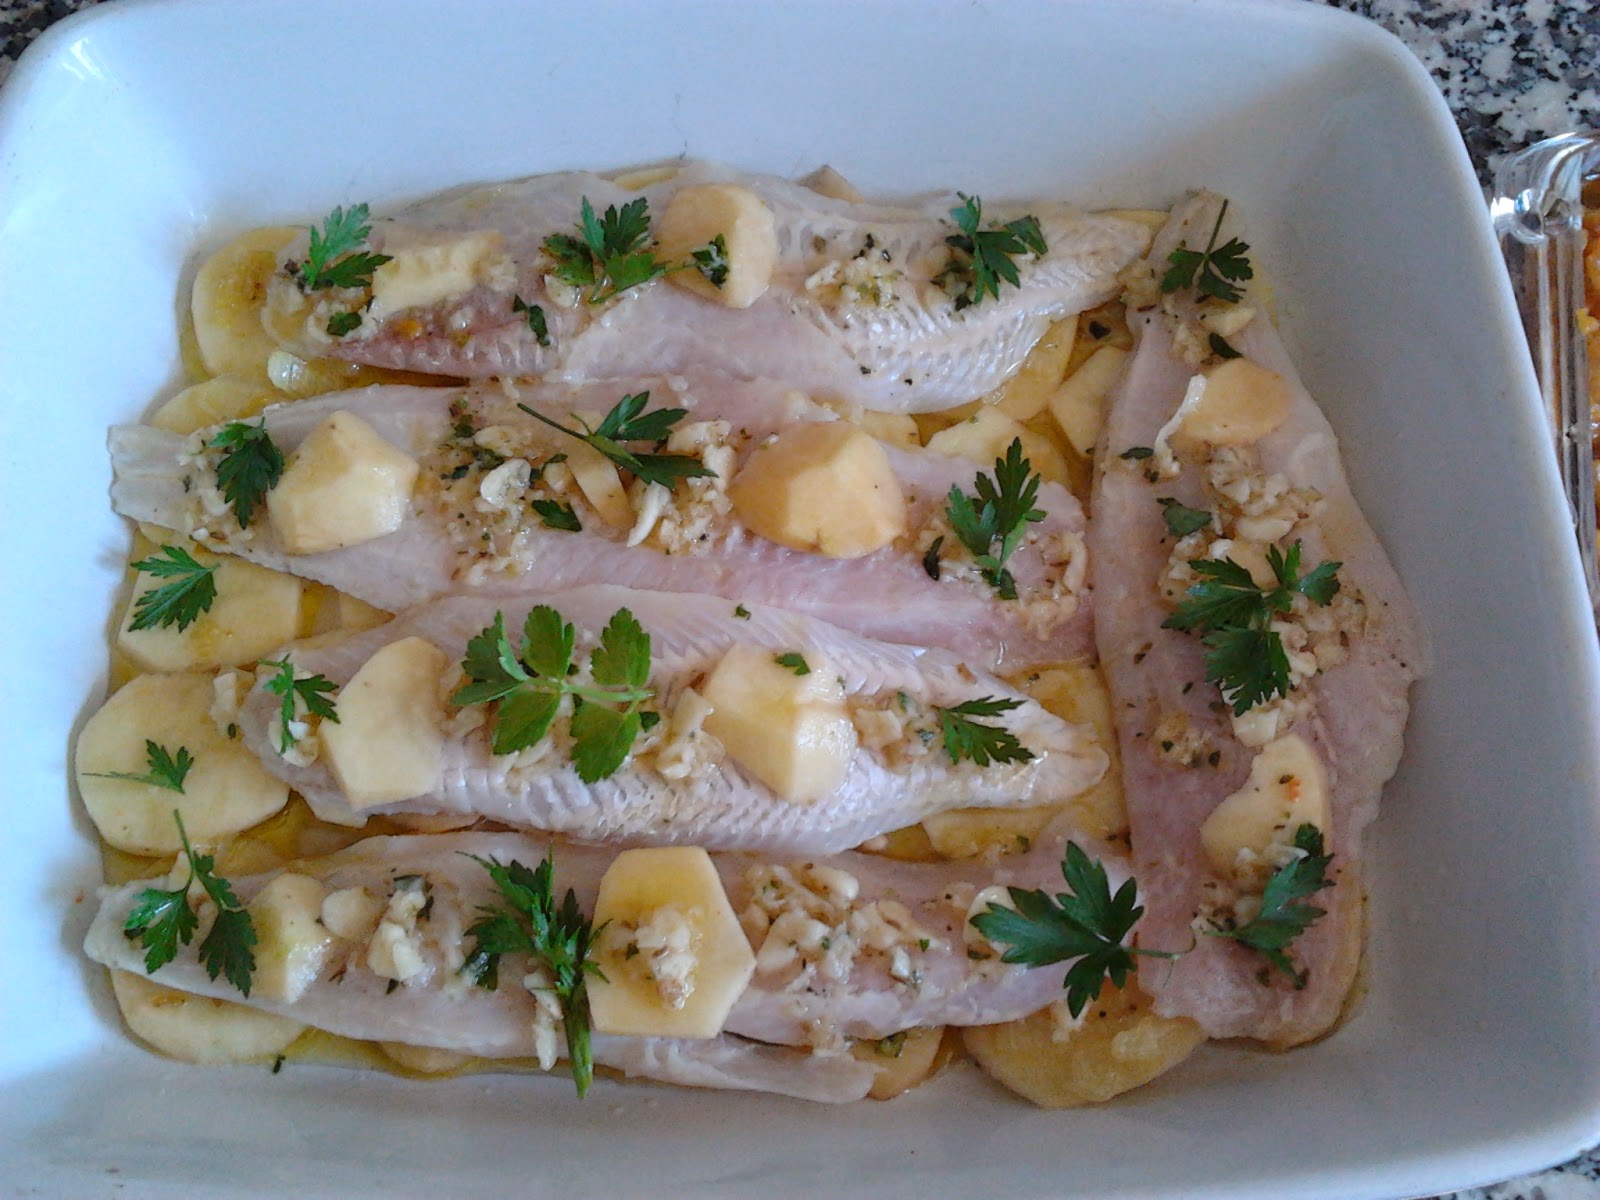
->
xmin=2 ymin=1 xmax=1598 ymax=1197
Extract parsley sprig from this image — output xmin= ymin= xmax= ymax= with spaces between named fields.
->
xmin=128 ymin=545 xmax=217 ymax=632
xmin=691 ymin=233 xmax=730 ymax=288
xmin=937 ymin=194 xmax=1047 ymax=311
xmin=971 ymin=842 xmax=1176 ymax=1017
xmin=1209 ymin=823 xmax=1332 ymax=985
xmin=935 ymin=696 xmax=1033 ymax=767
xmin=1157 ymin=497 xmax=1212 ymax=539
xmin=518 ymin=391 xmax=714 ymax=491
xmin=453 ymin=606 xmax=656 ymax=780
xmin=544 ymin=197 xmax=671 ymax=304
xmin=85 ymin=740 xmax=194 ymax=792
xmin=460 ymin=852 xmax=606 ymax=1097
xmin=513 ymin=294 xmax=551 ymax=346
xmin=209 ymin=421 xmax=284 ymax=529
xmin=942 ymin=437 xmax=1046 ymax=599
xmin=259 ymin=658 xmax=340 ymax=754
xmin=298 ymin=203 xmax=393 ymax=292
xmin=1160 ymin=199 xmax=1253 ymax=304
xmin=123 ymin=811 xmax=257 ymax=996
xmin=1161 ymin=540 xmax=1341 ymax=715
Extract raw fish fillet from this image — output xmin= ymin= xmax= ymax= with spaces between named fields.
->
xmin=110 ymin=376 xmax=1093 ymax=670
xmin=1089 ymin=196 xmax=1424 ymax=1045
xmin=83 ymin=831 xmax=1132 ymax=1087
xmin=235 ymin=585 xmax=1107 ymax=854
xmin=263 ymin=162 xmax=1152 ymax=411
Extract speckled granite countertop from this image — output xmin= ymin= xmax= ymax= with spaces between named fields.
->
xmin=3 ymin=2 xmax=1598 ymax=1199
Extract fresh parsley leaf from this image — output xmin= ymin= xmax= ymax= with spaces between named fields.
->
xmin=691 ymin=234 xmax=730 ymax=288
xmin=1209 ymin=823 xmax=1332 ymax=984
xmin=298 ymin=203 xmax=393 ymax=292
xmin=971 ymin=842 xmax=1174 ymax=1017
xmin=209 ymin=421 xmax=284 ymax=529
xmin=460 ymin=851 xmax=605 ymax=1097
xmin=259 ymin=658 xmax=340 ymax=754
xmin=935 ymin=696 xmax=1033 ymax=767
xmin=1159 ymin=199 xmax=1253 ymax=304
xmin=774 ymin=652 xmax=810 ymax=676
xmin=326 ymin=310 xmax=362 ymax=337
xmin=513 ymin=294 xmax=551 ymax=346
xmin=128 ymin=545 xmax=217 ymax=632
xmin=944 ymin=437 xmax=1045 ymax=599
xmin=518 ymin=392 xmax=715 ymax=491
xmin=543 ymin=196 xmax=670 ymax=304
xmin=123 ymin=810 xmax=257 ymax=996
xmin=938 ymin=193 xmax=1048 ymax=311
xmin=531 ymin=498 xmax=581 ymax=531
xmin=453 ymin=605 xmax=655 ymax=773
xmin=85 ymin=739 xmax=193 ymax=793
xmin=1157 ymin=497 xmax=1213 ymax=538
xmin=1208 ymin=332 xmax=1242 ymax=360
xmin=1161 ymin=541 xmax=1341 ymax=714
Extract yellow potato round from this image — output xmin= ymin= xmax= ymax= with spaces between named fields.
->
xmin=76 ymin=672 xmax=289 ymax=855
xmin=190 ymin=226 xmax=300 ymax=378
xmin=963 ymin=981 xmax=1204 ymax=1108
xmin=850 ymin=1027 xmax=950 ymax=1099
xmin=111 ymin=970 xmax=304 ymax=1064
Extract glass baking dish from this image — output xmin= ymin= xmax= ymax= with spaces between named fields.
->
xmin=1494 ymin=131 xmax=1600 ymax=615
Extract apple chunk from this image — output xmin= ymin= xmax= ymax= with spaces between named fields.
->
xmin=320 ymin=637 xmax=448 ymax=808
xmin=700 ymin=644 xmax=858 ymax=803
xmin=589 ymin=847 xmax=756 ymax=1039
xmin=655 ymin=183 xmax=778 ymax=309
xmin=266 ymin=410 xmax=419 ymax=555
xmin=249 ymin=873 xmax=335 ymax=1003
xmin=729 ymin=422 xmax=906 ymax=558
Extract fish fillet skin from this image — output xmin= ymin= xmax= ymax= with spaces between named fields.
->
xmin=83 ymin=830 xmax=1130 ymax=1071
xmin=1089 ymin=195 xmax=1425 ymax=1046
xmin=235 ymin=585 xmax=1107 ymax=855
xmin=109 ymin=376 xmax=1093 ymax=670
xmin=264 ymin=162 xmax=1152 ymax=411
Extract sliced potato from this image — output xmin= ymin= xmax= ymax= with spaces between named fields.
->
xmin=190 ymin=226 xmax=300 ymax=379
xmin=856 ymin=823 xmax=940 ymax=863
xmin=149 ymin=375 xmax=278 ymax=435
xmin=963 ymin=981 xmax=1204 ymax=1107
xmin=1016 ymin=663 xmax=1126 ymax=841
xmin=1049 ymin=345 xmax=1129 ymax=457
xmin=850 ymin=1027 xmax=949 ymax=1099
xmin=982 ymin=318 xmax=1078 ymax=421
xmin=379 ymin=1042 xmax=474 ymax=1075
xmin=922 ymin=806 xmax=1054 ymax=860
xmin=924 ymin=408 xmax=1071 ymax=489
xmin=117 ymin=549 xmax=304 ymax=673
xmin=111 ymin=969 xmax=304 ymax=1064
xmin=76 ymin=672 xmax=289 ymax=855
